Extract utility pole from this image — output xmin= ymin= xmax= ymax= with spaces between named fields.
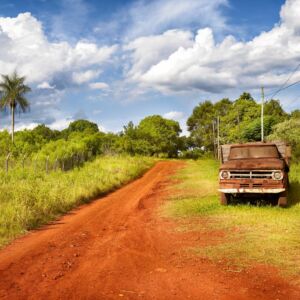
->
xmin=217 ymin=116 xmax=220 ymax=160
xmin=261 ymin=86 xmax=265 ymax=142
xmin=212 ymin=120 xmax=216 ymax=158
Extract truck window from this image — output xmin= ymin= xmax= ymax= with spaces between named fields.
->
xmin=229 ymin=145 xmax=279 ymax=159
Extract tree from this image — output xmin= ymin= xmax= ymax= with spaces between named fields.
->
xmin=187 ymin=101 xmax=215 ymax=150
xmin=242 ymin=116 xmax=278 ymax=141
xmin=32 ymin=124 xmax=60 ymax=141
xmin=268 ymin=118 xmax=300 ymax=159
xmin=137 ymin=115 xmax=181 ymax=157
xmin=187 ymin=92 xmax=289 ymax=150
xmin=291 ymin=109 xmax=300 ymax=119
xmin=264 ymin=99 xmax=287 ymax=121
xmin=0 ymin=72 xmax=31 ymax=143
xmin=65 ymin=119 xmax=99 ymax=137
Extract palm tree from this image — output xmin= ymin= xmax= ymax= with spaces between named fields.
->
xmin=0 ymin=72 xmax=31 ymax=143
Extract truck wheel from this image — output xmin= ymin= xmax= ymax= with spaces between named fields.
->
xmin=278 ymin=192 xmax=288 ymax=207
xmin=220 ymin=193 xmax=230 ymax=205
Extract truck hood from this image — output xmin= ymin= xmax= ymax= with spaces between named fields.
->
xmin=220 ymin=158 xmax=285 ymax=170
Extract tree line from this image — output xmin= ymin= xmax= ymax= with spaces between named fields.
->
xmin=1 ymin=72 xmax=300 ymax=160
xmin=187 ymin=92 xmax=300 ymax=158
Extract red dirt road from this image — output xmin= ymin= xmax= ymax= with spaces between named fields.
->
xmin=0 ymin=161 xmax=299 ymax=300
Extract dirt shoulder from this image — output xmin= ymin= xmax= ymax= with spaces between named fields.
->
xmin=0 ymin=161 xmax=299 ymax=300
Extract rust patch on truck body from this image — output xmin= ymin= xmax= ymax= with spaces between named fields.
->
xmin=219 ymin=142 xmax=290 ymax=205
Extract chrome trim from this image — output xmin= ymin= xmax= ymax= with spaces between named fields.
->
xmin=219 ymin=170 xmax=230 ymax=179
xmin=218 ymin=188 xmax=285 ymax=194
xmin=220 ymin=170 xmax=284 ymax=180
xmin=272 ymin=170 xmax=283 ymax=180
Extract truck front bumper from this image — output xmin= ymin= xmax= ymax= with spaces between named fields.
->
xmin=218 ymin=188 xmax=285 ymax=194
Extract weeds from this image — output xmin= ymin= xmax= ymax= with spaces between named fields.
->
xmin=162 ymin=159 xmax=300 ymax=276
xmin=0 ymin=156 xmax=154 ymax=247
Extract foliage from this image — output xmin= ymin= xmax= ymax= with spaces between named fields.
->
xmin=32 ymin=124 xmax=60 ymax=141
xmin=0 ymin=156 xmax=154 ymax=247
xmin=0 ymin=114 xmax=183 ymax=160
xmin=241 ymin=116 xmax=278 ymax=141
xmin=179 ymin=148 xmax=205 ymax=159
xmin=187 ymin=100 xmax=215 ymax=150
xmin=0 ymin=90 xmax=299 ymax=160
xmin=61 ymin=119 xmax=99 ymax=138
xmin=0 ymin=72 xmax=31 ymax=142
xmin=137 ymin=115 xmax=181 ymax=156
xmin=268 ymin=118 xmax=300 ymax=159
xmin=187 ymin=92 xmax=289 ymax=150
xmin=118 ymin=115 xmax=182 ymax=157
xmin=290 ymin=109 xmax=300 ymax=119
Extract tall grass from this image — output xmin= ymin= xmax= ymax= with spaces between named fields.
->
xmin=0 ymin=156 xmax=154 ymax=247
xmin=162 ymin=159 xmax=300 ymax=277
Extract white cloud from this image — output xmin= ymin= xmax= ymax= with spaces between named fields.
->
xmin=280 ymin=0 xmax=300 ymax=30
xmin=125 ymin=0 xmax=228 ymax=39
xmin=48 ymin=118 xmax=74 ymax=131
xmin=15 ymin=122 xmax=40 ymax=131
xmin=89 ymin=82 xmax=109 ymax=90
xmin=0 ymin=13 xmax=116 ymax=85
xmin=163 ymin=111 xmax=187 ymax=135
xmin=127 ymin=0 xmax=300 ymax=94
xmin=37 ymin=82 xmax=55 ymax=89
xmin=163 ymin=111 xmax=184 ymax=121
xmin=72 ymin=70 xmax=100 ymax=84
xmin=124 ymin=29 xmax=193 ymax=80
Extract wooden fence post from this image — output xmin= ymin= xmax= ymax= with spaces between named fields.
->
xmin=62 ymin=156 xmax=65 ymax=171
xmin=5 ymin=153 xmax=11 ymax=174
xmin=22 ymin=155 xmax=26 ymax=169
xmin=46 ymin=156 xmax=49 ymax=174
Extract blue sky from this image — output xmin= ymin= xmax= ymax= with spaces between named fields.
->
xmin=1 ymin=0 xmax=300 ymax=133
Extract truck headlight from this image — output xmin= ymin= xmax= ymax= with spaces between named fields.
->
xmin=220 ymin=170 xmax=230 ymax=179
xmin=272 ymin=171 xmax=283 ymax=180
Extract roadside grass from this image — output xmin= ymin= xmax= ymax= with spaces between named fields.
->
xmin=0 ymin=156 xmax=154 ymax=247
xmin=162 ymin=159 xmax=300 ymax=277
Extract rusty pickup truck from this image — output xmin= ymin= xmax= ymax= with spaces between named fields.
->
xmin=219 ymin=142 xmax=291 ymax=207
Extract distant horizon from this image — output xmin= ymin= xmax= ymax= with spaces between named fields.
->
xmin=0 ymin=89 xmax=296 ymax=136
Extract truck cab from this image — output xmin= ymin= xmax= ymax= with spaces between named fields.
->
xmin=219 ymin=142 xmax=291 ymax=207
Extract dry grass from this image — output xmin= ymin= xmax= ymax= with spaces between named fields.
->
xmin=162 ymin=159 xmax=300 ymax=277
xmin=0 ymin=156 xmax=154 ymax=247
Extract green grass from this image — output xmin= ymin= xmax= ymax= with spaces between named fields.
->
xmin=162 ymin=159 xmax=300 ymax=277
xmin=0 ymin=155 xmax=154 ymax=247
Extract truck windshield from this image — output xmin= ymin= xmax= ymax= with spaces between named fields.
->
xmin=229 ymin=145 xmax=279 ymax=159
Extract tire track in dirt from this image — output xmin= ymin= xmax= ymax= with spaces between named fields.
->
xmin=0 ymin=161 xmax=299 ymax=300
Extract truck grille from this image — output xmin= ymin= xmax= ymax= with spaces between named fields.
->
xmin=230 ymin=171 xmax=273 ymax=179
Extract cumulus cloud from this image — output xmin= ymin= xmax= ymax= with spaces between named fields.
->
xmin=124 ymin=29 xmax=193 ymax=80
xmin=37 ymin=82 xmax=55 ymax=89
xmin=72 ymin=70 xmax=101 ymax=84
xmin=127 ymin=0 xmax=300 ymax=94
xmin=0 ymin=13 xmax=116 ymax=85
xmin=163 ymin=111 xmax=184 ymax=121
xmin=15 ymin=122 xmax=40 ymax=131
xmin=48 ymin=118 xmax=74 ymax=131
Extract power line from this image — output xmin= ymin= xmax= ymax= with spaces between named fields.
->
xmin=261 ymin=87 xmax=264 ymax=142
xmin=266 ymin=62 xmax=300 ymax=99
xmin=273 ymin=79 xmax=300 ymax=94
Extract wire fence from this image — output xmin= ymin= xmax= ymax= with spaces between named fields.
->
xmin=0 ymin=151 xmax=95 ymax=174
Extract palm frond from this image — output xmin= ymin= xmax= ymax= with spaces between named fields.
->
xmin=0 ymin=72 xmax=31 ymax=111
xmin=17 ymin=96 xmax=30 ymax=113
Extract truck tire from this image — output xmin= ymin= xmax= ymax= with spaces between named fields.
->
xmin=220 ymin=193 xmax=230 ymax=205
xmin=278 ymin=192 xmax=288 ymax=207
